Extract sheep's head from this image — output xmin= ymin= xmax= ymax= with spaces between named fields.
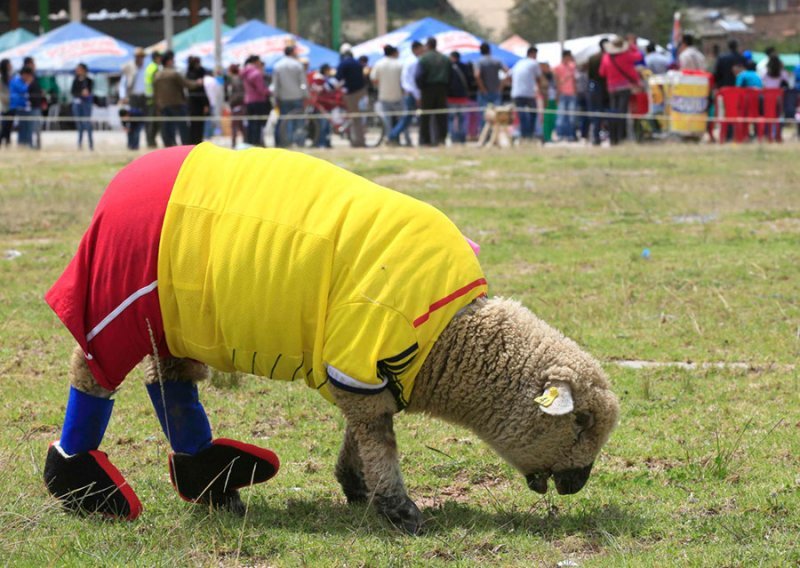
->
xmin=519 ymin=377 xmax=619 ymax=495
xmin=459 ymin=298 xmax=620 ymax=496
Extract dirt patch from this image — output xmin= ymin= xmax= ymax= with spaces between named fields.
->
xmin=643 ymin=456 xmax=681 ymax=472
xmin=554 ymin=534 xmax=604 ymax=555
xmin=250 ymin=415 xmax=293 ymax=438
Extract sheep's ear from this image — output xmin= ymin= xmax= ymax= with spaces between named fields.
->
xmin=535 ymin=380 xmax=574 ymax=416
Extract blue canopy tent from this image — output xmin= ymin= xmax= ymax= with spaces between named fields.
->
xmin=352 ymin=17 xmax=520 ymax=67
xmin=0 ymin=22 xmax=134 ymax=73
xmin=0 ymin=28 xmax=37 ymax=53
xmin=175 ymin=19 xmax=339 ymax=71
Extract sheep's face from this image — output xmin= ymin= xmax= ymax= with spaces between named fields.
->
xmin=491 ymin=378 xmax=619 ymax=495
xmin=470 ymin=299 xmax=620 ymax=496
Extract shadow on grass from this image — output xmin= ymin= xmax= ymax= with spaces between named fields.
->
xmin=423 ymin=501 xmax=644 ymax=538
xmin=198 ymin=496 xmax=645 ymax=539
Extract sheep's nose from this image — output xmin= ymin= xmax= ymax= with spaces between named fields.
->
xmin=525 ymin=471 xmax=550 ymax=494
xmin=553 ymin=462 xmax=594 ymax=495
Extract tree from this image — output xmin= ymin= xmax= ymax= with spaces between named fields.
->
xmin=508 ymin=0 xmax=684 ymax=45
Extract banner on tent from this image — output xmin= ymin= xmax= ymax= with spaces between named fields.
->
xmin=351 ymin=18 xmax=519 ymax=67
xmin=226 ymin=35 xmax=309 ymax=63
xmin=433 ymin=31 xmax=483 ymax=54
xmin=41 ymin=37 xmax=128 ymax=61
xmin=353 ymin=32 xmax=409 ymax=56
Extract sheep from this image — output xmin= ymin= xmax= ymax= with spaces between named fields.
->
xmin=43 ymin=143 xmax=619 ymax=534
xmin=332 ymin=296 xmax=619 ymax=532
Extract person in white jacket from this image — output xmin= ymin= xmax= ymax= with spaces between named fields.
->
xmin=387 ymin=40 xmax=423 ymax=146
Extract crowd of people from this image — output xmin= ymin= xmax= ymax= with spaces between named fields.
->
xmin=1 ymin=56 xmax=46 ymax=149
xmin=1 ymin=32 xmax=799 ymax=151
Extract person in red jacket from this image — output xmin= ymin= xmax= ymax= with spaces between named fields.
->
xmin=599 ymin=35 xmax=642 ymax=145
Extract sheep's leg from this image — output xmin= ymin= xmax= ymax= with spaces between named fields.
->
xmin=43 ymin=346 xmax=142 ymax=520
xmin=70 ymin=345 xmax=115 ymax=398
xmin=144 ymin=357 xmax=279 ymax=516
xmin=143 ymin=356 xmax=237 ymax=510
xmin=143 ymin=354 xmax=210 ymax=387
xmin=143 ymin=354 xmax=213 ymax=454
xmin=331 ymin=388 xmax=423 ymax=534
xmin=335 ymin=425 xmax=368 ymax=503
xmin=58 ymin=345 xmax=115 ymax=453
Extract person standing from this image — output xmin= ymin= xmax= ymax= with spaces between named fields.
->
xmin=185 ymin=56 xmax=209 ymax=145
xmin=538 ymin=62 xmax=558 ymax=143
xmin=586 ymin=38 xmax=609 ymax=145
xmin=336 ymin=46 xmax=367 ymax=147
xmin=762 ymin=54 xmax=789 ymax=88
xmin=308 ymin=63 xmax=336 ymax=148
xmin=554 ymin=50 xmax=577 ymax=142
xmin=0 ymin=59 xmax=12 ymax=148
xmin=447 ymin=51 xmax=475 ymax=144
xmin=575 ymin=63 xmax=590 ymax=140
xmin=510 ymin=46 xmax=541 ymax=142
xmin=714 ymin=39 xmax=747 ymax=88
xmin=272 ymin=45 xmax=307 ymax=147
xmin=9 ymin=66 xmax=33 ymax=147
xmin=144 ymin=51 xmax=162 ymax=148
xmin=203 ymin=68 xmax=225 ymax=139
xmin=119 ymin=47 xmax=148 ymax=150
xmin=389 ymin=40 xmax=423 ymax=146
xmin=678 ymin=34 xmax=706 ymax=71
xmin=599 ymin=35 xmax=642 ymax=146
xmin=370 ymin=45 xmax=404 ymax=145
xmin=242 ymin=55 xmax=270 ymax=147
xmin=24 ymin=57 xmax=43 ymax=149
xmin=756 ymin=46 xmax=777 ymax=80
xmin=415 ymin=37 xmax=451 ymax=146
xmin=153 ymin=51 xmax=193 ymax=147
xmin=645 ymin=44 xmax=670 ymax=75
xmin=71 ymin=63 xmax=94 ymax=151
xmin=227 ymin=64 xmax=246 ymax=147
xmin=474 ymin=42 xmax=506 ymax=128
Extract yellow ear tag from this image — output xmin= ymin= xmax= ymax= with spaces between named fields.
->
xmin=534 ymin=387 xmax=559 ymax=408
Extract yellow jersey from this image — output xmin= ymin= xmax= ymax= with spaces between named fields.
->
xmin=157 ymin=143 xmax=487 ymax=408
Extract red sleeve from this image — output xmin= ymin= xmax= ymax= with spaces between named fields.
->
xmin=599 ymin=54 xmax=609 ymax=78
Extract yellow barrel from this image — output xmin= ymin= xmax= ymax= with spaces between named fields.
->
xmin=669 ymin=71 xmax=710 ymax=134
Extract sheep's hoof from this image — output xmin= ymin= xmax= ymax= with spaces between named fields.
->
xmin=43 ymin=442 xmax=142 ymax=521
xmin=169 ymin=438 xmax=279 ymax=507
xmin=378 ymin=495 xmax=423 ymax=535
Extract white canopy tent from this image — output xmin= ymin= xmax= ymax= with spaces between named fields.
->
xmin=501 ymin=33 xmax=659 ymax=66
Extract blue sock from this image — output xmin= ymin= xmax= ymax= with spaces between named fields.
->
xmin=59 ymin=386 xmax=114 ymax=455
xmin=146 ymin=381 xmax=212 ymax=455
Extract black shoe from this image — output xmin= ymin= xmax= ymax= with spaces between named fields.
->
xmin=44 ymin=442 xmax=142 ymax=520
xmin=169 ymin=438 xmax=279 ymax=508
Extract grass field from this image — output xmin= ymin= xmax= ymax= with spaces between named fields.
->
xmin=1 ymin=144 xmax=798 ymax=566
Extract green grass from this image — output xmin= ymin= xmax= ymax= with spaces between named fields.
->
xmin=1 ymin=145 xmax=799 ymax=566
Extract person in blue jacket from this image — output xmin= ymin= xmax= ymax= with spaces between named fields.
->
xmin=734 ymin=61 xmax=763 ymax=88
xmin=9 ymin=66 xmax=33 ymax=147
